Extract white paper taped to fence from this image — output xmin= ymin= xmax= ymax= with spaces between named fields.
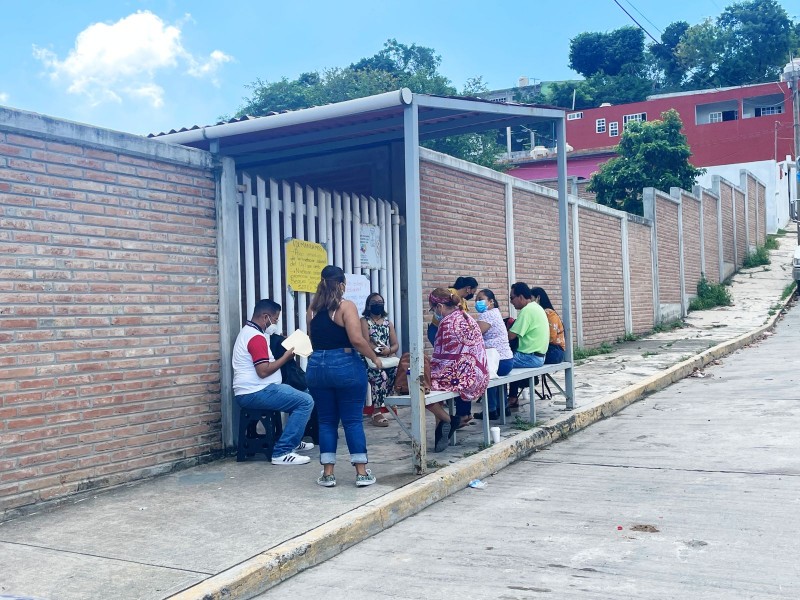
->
xmin=344 ymin=273 xmax=371 ymax=314
xmin=360 ymin=224 xmax=382 ymax=269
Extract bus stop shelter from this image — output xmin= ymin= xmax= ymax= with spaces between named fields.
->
xmin=156 ymin=88 xmax=574 ymax=473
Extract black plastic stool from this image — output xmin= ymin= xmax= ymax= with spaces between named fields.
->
xmin=236 ymin=406 xmax=283 ymax=462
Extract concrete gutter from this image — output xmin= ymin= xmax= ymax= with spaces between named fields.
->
xmin=169 ymin=294 xmax=794 ymax=600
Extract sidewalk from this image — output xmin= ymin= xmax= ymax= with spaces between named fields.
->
xmin=1 ymin=228 xmax=796 ymax=600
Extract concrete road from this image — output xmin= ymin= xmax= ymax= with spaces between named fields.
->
xmin=261 ymin=305 xmax=800 ymax=599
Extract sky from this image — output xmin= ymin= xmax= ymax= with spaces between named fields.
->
xmin=1 ymin=0 xmax=797 ymax=136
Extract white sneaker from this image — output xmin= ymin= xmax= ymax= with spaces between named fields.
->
xmin=271 ymin=452 xmax=311 ymax=465
xmin=295 ymin=441 xmax=315 ymax=452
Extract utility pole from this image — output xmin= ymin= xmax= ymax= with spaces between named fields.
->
xmin=780 ymin=59 xmax=800 ymax=242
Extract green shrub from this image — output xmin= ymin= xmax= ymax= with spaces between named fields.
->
xmin=742 ymin=246 xmax=770 ymax=268
xmin=572 ymin=342 xmax=614 ymax=361
xmin=689 ymin=274 xmax=733 ymax=311
xmin=764 ymin=235 xmax=779 ymax=250
xmin=781 ymin=282 xmax=797 ymax=300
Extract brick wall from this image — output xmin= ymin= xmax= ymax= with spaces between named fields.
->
xmin=681 ymin=193 xmax=702 ymax=295
xmin=627 ymin=219 xmax=654 ymax=334
xmin=655 ymin=194 xmax=681 ymax=304
xmin=734 ymin=188 xmax=747 ymax=263
xmin=757 ymin=180 xmax=766 ymax=245
xmin=746 ymin=175 xmax=757 ymax=250
xmin=575 ymin=181 xmax=596 ymax=202
xmin=419 ymin=160 xmax=508 ymax=340
xmin=513 ymin=188 xmax=563 ymax=305
xmin=0 ymin=128 xmax=220 ymax=516
xmin=701 ymin=191 xmax=721 ymax=284
xmin=577 ymin=208 xmax=625 ymax=347
xmin=719 ymin=181 xmax=735 ymax=266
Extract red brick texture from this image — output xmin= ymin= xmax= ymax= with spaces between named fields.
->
xmin=734 ymin=188 xmax=747 ymax=264
xmin=757 ymin=180 xmax=766 ymax=245
xmin=719 ymin=182 xmax=735 ymax=266
xmin=627 ymin=219 xmax=654 ymax=333
xmin=576 ymin=209 xmax=625 ymax=347
xmin=0 ymin=131 xmax=220 ymax=515
xmin=701 ymin=191 xmax=721 ymax=284
xmin=655 ymin=194 xmax=681 ymax=305
xmin=747 ymin=176 xmax=757 ymax=250
xmin=681 ymin=193 xmax=702 ymax=296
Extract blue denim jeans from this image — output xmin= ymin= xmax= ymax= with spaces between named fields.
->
xmin=236 ymin=383 xmax=314 ymax=459
xmin=513 ymin=351 xmax=545 ymax=369
xmin=487 ymin=357 xmax=514 ymax=412
xmin=306 ymin=349 xmax=369 ymax=465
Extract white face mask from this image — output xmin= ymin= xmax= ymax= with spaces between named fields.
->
xmin=265 ymin=316 xmax=280 ymax=336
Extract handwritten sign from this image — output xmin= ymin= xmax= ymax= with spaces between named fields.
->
xmin=360 ymin=225 xmax=382 ymax=269
xmin=343 ymin=273 xmax=371 ymax=314
xmin=285 ymin=239 xmax=327 ymax=293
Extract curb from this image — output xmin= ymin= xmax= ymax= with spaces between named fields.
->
xmin=169 ymin=298 xmax=792 ymax=600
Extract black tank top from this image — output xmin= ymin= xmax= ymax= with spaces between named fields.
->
xmin=310 ymin=307 xmax=353 ymax=350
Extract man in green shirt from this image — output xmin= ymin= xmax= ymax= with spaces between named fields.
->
xmin=508 ymin=282 xmax=549 ymax=366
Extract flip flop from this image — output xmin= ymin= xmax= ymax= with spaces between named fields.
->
xmin=371 ymin=413 xmax=390 ymax=427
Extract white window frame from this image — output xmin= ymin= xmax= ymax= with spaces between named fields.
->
xmin=567 ymin=111 xmax=583 ymax=120
xmin=609 ymin=121 xmax=619 ymax=137
xmin=756 ymin=105 xmax=782 ymax=116
xmin=623 ymin=112 xmax=646 ymax=127
xmin=596 ymin=118 xmax=606 ymax=133
xmin=709 ymin=111 xmax=723 ymax=124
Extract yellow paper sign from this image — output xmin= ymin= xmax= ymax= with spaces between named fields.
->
xmin=285 ymin=239 xmax=328 ymax=293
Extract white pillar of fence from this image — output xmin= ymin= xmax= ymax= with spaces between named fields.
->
xmin=380 ymin=199 xmax=391 ymax=323
xmin=256 ymin=177 xmax=270 ymax=301
xmin=295 ymin=184 xmax=308 ymax=335
xmin=241 ymin=173 xmax=256 ymax=317
xmin=351 ymin=194 xmax=361 ymax=275
xmin=740 ymin=172 xmax=751 ymax=253
xmin=282 ymin=181 xmax=296 ymax=337
xmin=269 ymin=179 xmax=282 ymax=311
xmin=324 ymin=191 xmax=333 ymax=265
xmin=318 ymin=187 xmax=331 ymax=264
xmin=693 ymin=185 xmax=706 ymax=277
xmin=670 ymin=188 xmax=687 ymax=318
xmin=642 ymin=187 xmax=660 ymax=325
xmin=340 ymin=192 xmax=349 ymax=272
xmin=391 ymin=201 xmax=402 ymax=353
xmin=369 ymin=197 xmax=379 ymax=293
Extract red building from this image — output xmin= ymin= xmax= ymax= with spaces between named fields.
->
xmin=508 ymin=81 xmax=794 ymax=180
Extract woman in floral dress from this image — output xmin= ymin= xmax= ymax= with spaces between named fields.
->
xmin=360 ymin=293 xmax=399 ymax=427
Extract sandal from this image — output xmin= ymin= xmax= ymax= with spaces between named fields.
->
xmin=507 ymin=396 xmax=519 ymax=409
xmin=371 ymin=413 xmax=389 ymax=427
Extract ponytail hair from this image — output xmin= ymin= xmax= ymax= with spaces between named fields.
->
xmin=310 ymin=265 xmax=346 ymax=313
xmin=429 ymin=287 xmax=462 ymax=309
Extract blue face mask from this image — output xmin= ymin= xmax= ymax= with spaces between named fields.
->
xmin=475 ymin=300 xmax=488 ymax=313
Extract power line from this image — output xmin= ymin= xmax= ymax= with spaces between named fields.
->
xmin=622 ymin=0 xmax=662 ymax=35
xmin=611 ymin=0 xmax=661 ymax=45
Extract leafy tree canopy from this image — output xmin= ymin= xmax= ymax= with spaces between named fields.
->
xmin=569 ymin=27 xmax=645 ymax=77
xmin=235 ymin=39 xmax=504 ymax=169
xmin=588 ymin=110 xmax=705 ymax=215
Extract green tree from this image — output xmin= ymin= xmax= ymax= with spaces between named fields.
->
xmin=236 ymin=40 xmax=505 ymax=169
xmin=569 ymin=27 xmax=645 ymax=77
xmin=588 ymin=109 xmax=705 ymax=215
xmin=648 ymin=21 xmax=691 ymax=90
xmin=676 ymin=0 xmax=796 ymax=87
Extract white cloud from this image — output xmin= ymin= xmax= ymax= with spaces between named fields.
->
xmin=33 ymin=11 xmax=232 ymax=108
xmin=0 ymin=92 xmax=8 ymax=104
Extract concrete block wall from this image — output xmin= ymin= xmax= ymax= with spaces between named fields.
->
xmin=0 ymin=109 xmax=220 ymax=517
xmin=574 ymin=206 xmax=625 ymax=348
xmin=700 ymin=189 xmax=721 ymax=284
xmin=719 ymin=180 xmax=736 ymax=270
xmin=734 ymin=187 xmax=747 ymax=264
xmin=626 ymin=217 xmax=654 ymax=334
xmin=678 ymin=191 xmax=703 ymax=298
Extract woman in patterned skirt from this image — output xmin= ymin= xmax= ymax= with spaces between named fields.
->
xmin=360 ymin=293 xmax=399 ymax=427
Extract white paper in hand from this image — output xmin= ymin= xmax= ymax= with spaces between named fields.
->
xmin=281 ymin=330 xmax=313 ymax=358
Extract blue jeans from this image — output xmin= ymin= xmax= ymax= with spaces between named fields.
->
xmin=487 ymin=357 xmax=514 ymax=412
xmin=236 ymin=383 xmax=314 ymax=459
xmin=545 ymin=344 xmax=565 ymax=365
xmin=306 ymin=349 xmax=369 ymax=465
xmin=513 ymin=351 xmax=545 ymax=369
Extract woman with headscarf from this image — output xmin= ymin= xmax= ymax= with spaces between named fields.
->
xmin=427 ymin=287 xmax=489 ymax=452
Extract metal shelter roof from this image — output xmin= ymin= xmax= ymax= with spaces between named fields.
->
xmin=153 ymin=89 xmax=565 ymax=167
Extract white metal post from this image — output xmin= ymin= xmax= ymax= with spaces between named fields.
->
xmin=282 ymin=181 xmax=296 ymax=336
xmin=256 ymin=176 xmax=270 ymax=301
xmin=556 ymin=116 xmax=574 ymax=410
xmin=241 ymin=173 xmax=256 ymax=316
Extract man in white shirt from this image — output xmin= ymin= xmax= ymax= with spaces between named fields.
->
xmin=233 ymin=299 xmax=314 ymax=465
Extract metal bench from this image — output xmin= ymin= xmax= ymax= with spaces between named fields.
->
xmin=385 ymin=361 xmax=573 ymax=447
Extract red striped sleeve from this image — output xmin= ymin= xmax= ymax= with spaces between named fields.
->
xmin=247 ymin=335 xmax=271 ymax=366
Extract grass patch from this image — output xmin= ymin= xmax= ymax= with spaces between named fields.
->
xmin=652 ymin=319 xmax=687 ymax=333
xmin=764 ymin=235 xmax=779 ymax=250
xmin=742 ymin=246 xmax=770 ymax=268
xmin=689 ymin=274 xmax=733 ymax=311
xmin=641 ymin=351 xmax=659 ymax=358
xmin=572 ymin=342 xmax=614 ymax=360
xmin=776 ymin=228 xmax=787 ymax=236
xmin=511 ymin=416 xmax=538 ymax=430
xmin=426 ymin=459 xmax=442 ymax=469
xmin=781 ymin=282 xmax=797 ymax=300
xmin=616 ymin=332 xmax=639 ymax=343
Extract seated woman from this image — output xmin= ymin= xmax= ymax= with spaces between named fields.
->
xmin=427 ymin=287 xmax=489 ymax=452
xmin=530 ymin=286 xmax=566 ymax=365
xmin=472 ymin=288 xmax=514 ymax=421
xmin=508 ymin=285 xmax=567 ymax=405
xmin=360 ymin=293 xmax=399 ymax=427
xmin=427 ymin=276 xmax=478 ymax=346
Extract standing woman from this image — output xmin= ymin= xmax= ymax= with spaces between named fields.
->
xmin=360 ymin=293 xmax=399 ymax=427
xmin=306 ymin=266 xmax=383 ymax=488
xmin=530 ymin=286 xmax=566 ymax=364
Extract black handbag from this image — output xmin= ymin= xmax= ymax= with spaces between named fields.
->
xmin=269 ymin=334 xmax=307 ymax=391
